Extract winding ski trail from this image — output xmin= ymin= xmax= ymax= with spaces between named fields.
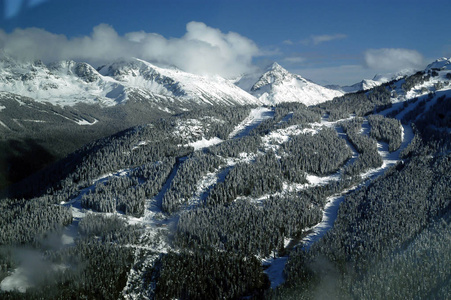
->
xmin=265 ymin=117 xmax=414 ymax=288
xmin=122 ymin=106 xmax=276 ymax=298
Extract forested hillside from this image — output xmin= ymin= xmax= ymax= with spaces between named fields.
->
xmin=1 ymin=64 xmax=450 ymax=299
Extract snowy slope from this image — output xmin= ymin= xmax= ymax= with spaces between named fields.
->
xmin=340 ymin=79 xmax=383 ymax=93
xmin=0 ymin=55 xmax=261 ymax=108
xmin=329 ymin=58 xmax=451 ymax=99
xmin=0 ymin=56 xmax=130 ymax=106
xmin=327 ymin=69 xmax=415 ymax=94
xmin=327 ymin=78 xmax=383 ymax=93
xmin=425 ymin=57 xmax=451 ymax=71
xmin=97 ymin=58 xmax=262 ymax=106
xmin=235 ymin=63 xmax=343 ymax=105
xmin=388 ymin=58 xmax=451 ymax=103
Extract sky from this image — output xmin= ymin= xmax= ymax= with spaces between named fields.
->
xmin=0 ymin=0 xmax=450 ymax=85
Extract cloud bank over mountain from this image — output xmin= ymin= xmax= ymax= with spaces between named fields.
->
xmin=364 ymin=48 xmax=425 ymax=71
xmin=0 ymin=21 xmax=429 ymax=85
xmin=0 ymin=21 xmax=260 ymax=78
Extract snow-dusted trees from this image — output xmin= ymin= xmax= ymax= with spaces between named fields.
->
xmin=367 ymin=115 xmax=402 ymax=151
xmin=155 ymin=250 xmax=269 ymax=299
xmin=162 ymin=152 xmax=222 ymax=214
xmin=340 ymin=215 xmax=451 ymax=300
xmin=208 ymin=135 xmax=261 ymax=157
xmin=207 ymin=151 xmax=285 ymax=206
xmin=0 ymin=196 xmax=72 ymax=246
xmin=280 ymin=99 xmax=451 ymax=299
xmin=275 ymin=103 xmax=322 ymax=126
xmin=340 ymin=118 xmax=383 ymax=175
xmin=319 ymin=84 xmax=392 ymax=121
xmin=281 ymin=127 xmax=352 ymax=176
xmin=79 ymin=213 xmax=142 ymax=244
xmin=177 ymin=194 xmax=321 ymax=257
xmin=81 ymin=158 xmax=174 ymax=216
xmin=401 ymin=71 xmax=430 ymax=92
xmin=174 ymin=104 xmax=254 ymax=140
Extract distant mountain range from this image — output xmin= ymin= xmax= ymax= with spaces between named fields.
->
xmin=2 ymin=53 xmax=427 ymax=111
xmin=0 ymin=54 xmax=355 ymax=110
xmin=4 ymin=53 xmax=447 ymax=113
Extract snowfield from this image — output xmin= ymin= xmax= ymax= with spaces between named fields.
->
xmin=187 ymin=137 xmax=223 ymax=150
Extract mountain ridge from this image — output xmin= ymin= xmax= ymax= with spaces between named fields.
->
xmin=0 ymin=55 xmax=262 ymax=109
xmin=0 ymin=55 xmax=344 ymax=109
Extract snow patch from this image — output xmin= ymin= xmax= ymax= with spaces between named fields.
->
xmin=76 ymin=118 xmax=98 ymax=126
xmin=228 ymin=106 xmax=274 ymax=139
xmin=262 ymin=257 xmax=289 ymax=289
xmin=22 ymin=119 xmax=46 ymax=123
xmin=187 ymin=137 xmax=223 ymax=150
xmin=262 ymin=124 xmax=319 ymax=147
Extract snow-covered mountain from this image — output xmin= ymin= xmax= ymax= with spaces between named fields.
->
xmin=345 ymin=79 xmax=383 ymax=93
xmin=0 ymin=56 xmax=125 ymax=106
xmin=0 ymin=55 xmax=261 ymax=108
xmin=425 ymin=57 xmax=451 ymax=71
xmin=326 ymin=79 xmax=383 ymax=94
xmin=0 ymin=56 xmax=349 ymax=110
xmin=235 ymin=62 xmax=343 ymax=105
xmin=338 ymin=58 xmax=451 ymax=103
xmin=96 ymin=58 xmax=262 ymax=106
xmin=2 ymin=54 xmax=449 ymax=115
xmin=388 ymin=57 xmax=451 ymax=103
xmin=327 ymin=70 xmax=416 ymax=94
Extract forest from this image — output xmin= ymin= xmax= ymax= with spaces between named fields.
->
xmin=0 ymin=68 xmax=450 ymax=299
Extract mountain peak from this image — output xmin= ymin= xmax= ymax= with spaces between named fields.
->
xmin=266 ymin=62 xmax=285 ymax=71
xmin=426 ymin=57 xmax=451 ymax=71
xmin=241 ymin=61 xmax=343 ymax=105
xmin=264 ymin=62 xmax=293 ymax=78
xmin=251 ymin=63 xmax=291 ymax=92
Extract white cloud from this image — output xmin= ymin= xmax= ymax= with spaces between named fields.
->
xmin=312 ymin=34 xmax=347 ymax=45
xmin=282 ymin=39 xmax=294 ymax=45
xmin=364 ymin=48 xmax=425 ymax=71
xmin=0 ymin=22 xmax=260 ymax=78
xmin=302 ymin=34 xmax=347 ymax=46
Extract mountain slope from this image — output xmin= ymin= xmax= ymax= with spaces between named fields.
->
xmin=0 ymin=55 xmax=262 ymax=189
xmin=0 ymin=55 xmax=261 ymax=108
xmin=0 ymin=57 xmax=126 ymax=106
xmin=235 ymin=63 xmax=343 ymax=105
xmin=425 ymin=57 xmax=451 ymax=70
xmin=97 ymin=58 xmax=262 ymax=106
xmin=341 ymin=78 xmax=384 ymax=93
xmin=327 ymin=69 xmax=416 ymax=94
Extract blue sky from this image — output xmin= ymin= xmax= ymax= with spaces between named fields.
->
xmin=1 ymin=0 xmax=450 ymax=85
